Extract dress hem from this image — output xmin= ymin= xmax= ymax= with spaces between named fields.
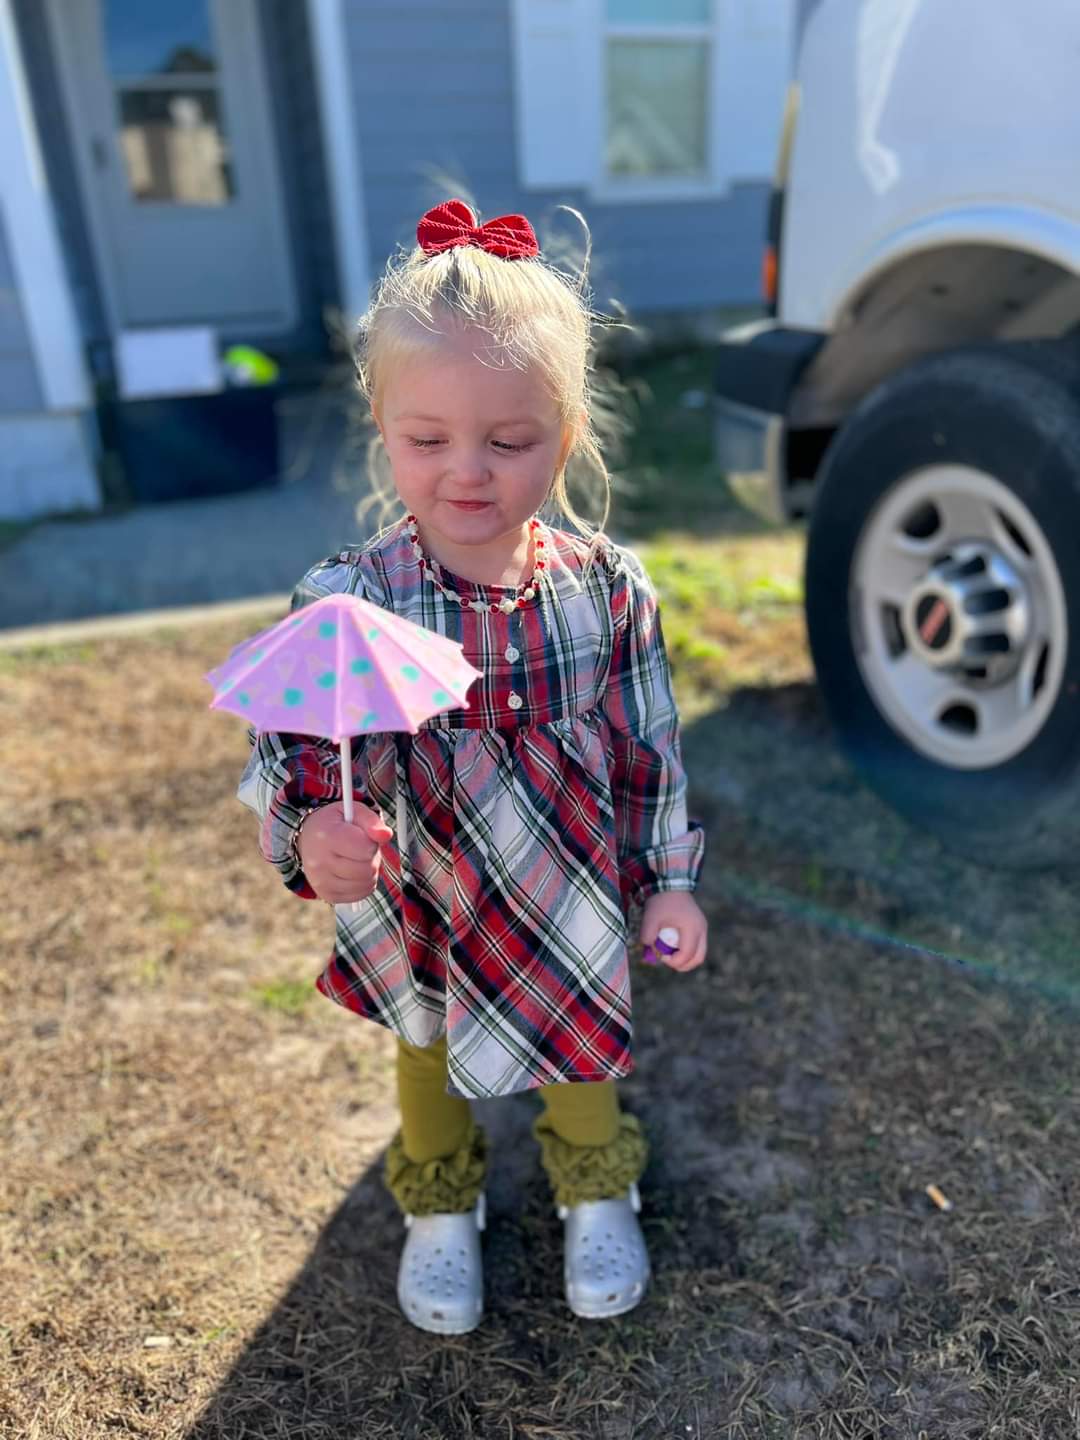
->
xmin=316 ymin=962 xmax=635 ymax=1098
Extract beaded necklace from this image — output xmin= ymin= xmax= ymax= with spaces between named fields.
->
xmin=406 ymin=514 xmax=547 ymax=614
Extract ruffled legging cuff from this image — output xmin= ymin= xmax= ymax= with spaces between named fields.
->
xmin=383 ymin=1116 xmax=488 ymax=1217
xmin=531 ymin=1110 xmax=649 ymax=1209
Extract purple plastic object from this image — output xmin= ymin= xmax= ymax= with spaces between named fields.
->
xmin=642 ymin=930 xmax=680 ymax=966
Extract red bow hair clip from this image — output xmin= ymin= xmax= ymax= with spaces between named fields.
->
xmin=417 ymin=198 xmax=539 ymax=260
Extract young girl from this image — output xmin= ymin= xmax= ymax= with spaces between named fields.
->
xmin=238 ymin=199 xmax=707 ymax=1335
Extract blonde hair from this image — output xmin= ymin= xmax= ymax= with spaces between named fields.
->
xmin=353 ymin=206 xmax=623 ymax=553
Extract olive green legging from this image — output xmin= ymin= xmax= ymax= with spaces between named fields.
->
xmin=383 ymin=1033 xmax=649 ymax=1216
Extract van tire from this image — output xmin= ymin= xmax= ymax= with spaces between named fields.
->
xmin=805 ymin=343 xmax=1080 ymax=869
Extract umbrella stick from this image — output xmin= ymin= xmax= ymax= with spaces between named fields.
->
xmin=339 ymin=736 xmax=354 ymax=822
xmin=396 ymin=784 xmax=408 ymax=873
xmin=337 ymin=735 xmax=358 ymax=917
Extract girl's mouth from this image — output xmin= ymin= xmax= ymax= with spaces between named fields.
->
xmin=447 ymin=500 xmax=493 ymax=511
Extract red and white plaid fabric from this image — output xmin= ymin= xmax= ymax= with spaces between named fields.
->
xmin=238 ymin=517 xmax=705 ymax=1099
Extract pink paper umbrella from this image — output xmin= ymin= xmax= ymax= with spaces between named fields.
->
xmin=206 ymin=592 xmax=483 ymax=887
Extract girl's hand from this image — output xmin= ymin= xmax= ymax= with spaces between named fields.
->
xmin=297 ymin=802 xmax=394 ymax=904
xmin=640 ymin=893 xmax=708 ymax=972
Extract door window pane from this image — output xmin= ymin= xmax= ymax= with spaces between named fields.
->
xmin=105 ymin=0 xmax=216 ymax=77
xmin=118 ymin=87 xmax=233 ymax=204
xmin=606 ymin=0 xmax=710 ymax=24
xmin=606 ymin=41 xmax=707 ymax=177
xmin=103 ymin=0 xmax=232 ymax=204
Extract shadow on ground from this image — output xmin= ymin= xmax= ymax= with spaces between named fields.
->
xmin=181 ymin=688 xmax=1080 ymax=1440
xmin=9 ymin=481 xmax=1080 ymax=1436
xmin=184 ymin=1047 xmax=742 ymax=1440
xmin=683 ymin=682 xmax=1080 ymax=1005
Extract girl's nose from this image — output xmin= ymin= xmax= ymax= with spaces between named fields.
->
xmin=450 ymin=450 xmax=492 ymax=487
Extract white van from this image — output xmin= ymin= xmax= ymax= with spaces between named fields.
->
xmin=714 ymin=0 xmax=1080 ymax=866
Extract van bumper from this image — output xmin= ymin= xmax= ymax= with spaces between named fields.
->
xmin=713 ymin=320 xmax=825 ymax=524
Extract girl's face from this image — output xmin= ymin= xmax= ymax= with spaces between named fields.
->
xmin=376 ymin=330 xmax=573 ymax=565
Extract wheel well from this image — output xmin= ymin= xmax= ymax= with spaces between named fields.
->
xmin=783 ymin=243 xmax=1080 ymax=501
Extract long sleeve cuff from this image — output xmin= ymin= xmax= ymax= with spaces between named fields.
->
xmin=238 ymin=727 xmax=357 ymax=901
xmin=620 ymin=820 xmax=707 ymax=911
xmin=262 ymin=795 xmax=327 ymax=900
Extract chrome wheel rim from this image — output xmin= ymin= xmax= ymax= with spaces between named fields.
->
xmin=851 ymin=465 xmax=1068 ymax=770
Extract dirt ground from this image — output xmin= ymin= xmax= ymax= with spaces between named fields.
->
xmin=4 ymin=569 xmax=1080 ymax=1438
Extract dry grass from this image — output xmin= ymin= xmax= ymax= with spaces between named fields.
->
xmin=5 ymin=540 xmax=1080 ymax=1438
xmin=6 ymin=320 xmax=1080 ymax=1440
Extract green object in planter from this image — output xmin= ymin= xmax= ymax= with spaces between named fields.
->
xmin=223 ymin=345 xmax=279 ymax=386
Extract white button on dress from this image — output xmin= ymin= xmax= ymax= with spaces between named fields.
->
xmin=504 ymin=645 xmax=520 ymax=663
xmin=507 ymin=692 xmax=523 ymax=710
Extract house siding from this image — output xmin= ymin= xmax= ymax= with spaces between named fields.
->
xmin=343 ymin=0 xmax=769 ymax=317
xmin=797 ymin=0 xmax=823 ymax=44
xmin=0 ymin=212 xmax=43 ymax=413
xmin=259 ymin=0 xmax=339 ymax=358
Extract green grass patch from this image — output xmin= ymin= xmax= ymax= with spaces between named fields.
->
xmin=161 ymin=911 xmax=194 ymax=937
xmin=632 ymin=531 xmax=810 ymax=719
xmin=641 ymin=535 xmax=804 ymax=616
xmin=608 ymin=347 xmax=776 ymax=541
xmin=251 ymin=977 xmax=314 ymax=1017
xmin=136 ymin=953 xmax=169 ymax=987
xmin=0 ymin=642 xmax=102 ymax=671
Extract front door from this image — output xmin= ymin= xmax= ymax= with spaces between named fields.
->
xmin=49 ymin=0 xmax=297 ymax=335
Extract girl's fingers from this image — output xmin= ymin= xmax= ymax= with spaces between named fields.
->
xmin=320 ymin=858 xmax=369 ymax=883
xmin=327 ymin=838 xmax=378 ymax=864
xmin=317 ymin=858 xmax=381 ymax=890
xmin=667 ymin=931 xmax=706 ymax=971
xmin=685 ymin=946 xmax=705 ymax=971
xmin=321 ymin=881 xmax=375 ymax=904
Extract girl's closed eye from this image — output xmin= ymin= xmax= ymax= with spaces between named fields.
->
xmin=407 ymin=437 xmax=535 ymax=453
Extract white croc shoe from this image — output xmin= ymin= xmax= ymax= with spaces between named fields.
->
xmin=397 ymin=1191 xmax=486 ymax=1335
xmin=558 ymin=1181 xmax=651 ymax=1319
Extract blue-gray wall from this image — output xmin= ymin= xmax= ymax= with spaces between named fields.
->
xmin=344 ymin=0 xmax=769 ymax=318
xmin=0 ymin=212 xmax=43 ymax=413
xmin=797 ymin=0 xmax=822 ymax=44
xmin=12 ymin=0 xmax=772 ymax=386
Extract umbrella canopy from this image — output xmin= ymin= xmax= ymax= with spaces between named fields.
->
xmin=207 ymin=592 xmax=483 ymax=912
xmin=207 ymin=592 xmax=482 ymax=742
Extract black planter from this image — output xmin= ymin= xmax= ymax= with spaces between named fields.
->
xmin=97 ymin=385 xmax=280 ymax=504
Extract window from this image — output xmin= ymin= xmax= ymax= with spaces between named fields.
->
xmin=604 ymin=0 xmax=711 ymax=181
xmin=103 ymin=0 xmax=234 ymax=205
xmin=512 ymin=0 xmax=793 ymax=201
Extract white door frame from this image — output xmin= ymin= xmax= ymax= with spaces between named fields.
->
xmin=0 ymin=0 xmax=89 ymax=411
xmin=44 ymin=0 xmax=298 ymax=337
xmin=305 ymin=0 xmax=371 ymax=326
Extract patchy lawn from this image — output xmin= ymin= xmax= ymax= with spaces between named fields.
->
xmin=4 ymin=350 xmax=1080 ymax=1437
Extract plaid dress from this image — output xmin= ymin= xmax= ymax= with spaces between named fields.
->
xmin=238 ymin=516 xmax=705 ymax=1100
